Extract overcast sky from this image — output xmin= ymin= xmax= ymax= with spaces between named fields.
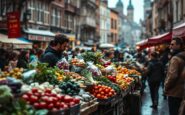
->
xmin=108 ymin=0 xmax=144 ymax=24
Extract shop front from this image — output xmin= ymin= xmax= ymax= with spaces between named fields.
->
xmin=64 ymin=33 xmax=76 ymax=49
xmin=24 ymin=29 xmax=55 ymax=49
xmin=0 ymin=33 xmax=32 ymax=50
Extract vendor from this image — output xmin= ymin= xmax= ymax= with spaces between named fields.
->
xmin=104 ymin=51 xmax=114 ymax=62
xmin=40 ymin=34 xmax=69 ymax=67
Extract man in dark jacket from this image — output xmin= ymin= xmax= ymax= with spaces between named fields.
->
xmin=147 ymin=52 xmax=164 ymax=110
xmin=165 ymin=37 xmax=185 ymax=115
xmin=40 ymin=34 xmax=69 ymax=67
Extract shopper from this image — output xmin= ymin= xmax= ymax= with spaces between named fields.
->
xmin=146 ymin=52 xmax=164 ymax=110
xmin=164 ymin=37 xmax=185 ymax=115
xmin=30 ymin=49 xmax=38 ymax=63
xmin=17 ymin=50 xmax=30 ymax=69
xmin=0 ymin=49 xmax=8 ymax=70
xmin=8 ymin=51 xmax=19 ymax=71
xmin=160 ymin=48 xmax=170 ymax=99
xmin=40 ymin=34 xmax=69 ymax=67
xmin=104 ymin=51 xmax=114 ymax=62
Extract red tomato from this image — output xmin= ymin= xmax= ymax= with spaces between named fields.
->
xmin=46 ymin=97 xmax=53 ymax=103
xmin=55 ymin=102 xmax=61 ymax=108
xmin=44 ymin=93 xmax=52 ymax=97
xmin=41 ymin=96 xmax=48 ymax=102
xmin=31 ymin=88 xmax=38 ymax=93
xmin=56 ymin=94 xmax=63 ymax=100
xmin=64 ymin=95 xmax=73 ymax=103
xmin=69 ymin=102 xmax=75 ymax=107
xmin=52 ymin=97 xmax=58 ymax=103
xmin=34 ymin=102 xmax=40 ymax=109
xmin=34 ymin=92 xmax=41 ymax=97
xmin=52 ymin=108 xmax=58 ymax=112
xmin=48 ymin=103 xmax=54 ymax=109
xmin=60 ymin=102 xmax=65 ymax=108
xmin=73 ymin=98 xmax=80 ymax=104
xmin=51 ymin=93 xmax=57 ymax=97
xmin=39 ymin=102 xmax=47 ymax=109
xmin=30 ymin=95 xmax=38 ymax=103
xmin=26 ymin=91 xmax=32 ymax=97
xmin=63 ymin=104 xmax=69 ymax=109
xmin=22 ymin=94 xmax=29 ymax=101
xmin=45 ymin=88 xmax=51 ymax=94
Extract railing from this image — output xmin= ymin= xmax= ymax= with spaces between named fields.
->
xmin=81 ymin=16 xmax=96 ymax=27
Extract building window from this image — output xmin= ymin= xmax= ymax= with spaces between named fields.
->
xmin=68 ymin=15 xmax=74 ymax=30
xmin=29 ymin=0 xmax=49 ymax=24
xmin=51 ymin=8 xmax=61 ymax=27
xmin=176 ymin=1 xmax=178 ymax=22
xmin=0 ymin=0 xmax=14 ymax=17
xmin=111 ymin=33 xmax=113 ymax=42
xmin=111 ymin=18 xmax=113 ymax=29
xmin=0 ymin=0 xmax=7 ymax=16
xmin=114 ymin=20 xmax=117 ymax=29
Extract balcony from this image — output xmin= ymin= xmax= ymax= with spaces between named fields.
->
xmin=65 ymin=3 xmax=76 ymax=13
xmin=81 ymin=0 xmax=96 ymax=9
xmin=81 ymin=16 xmax=96 ymax=28
xmin=75 ymin=8 xmax=81 ymax=15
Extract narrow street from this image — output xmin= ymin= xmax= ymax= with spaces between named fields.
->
xmin=141 ymin=84 xmax=169 ymax=115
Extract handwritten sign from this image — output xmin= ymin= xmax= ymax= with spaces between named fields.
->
xmin=7 ymin=11 xmax=21 ymax=38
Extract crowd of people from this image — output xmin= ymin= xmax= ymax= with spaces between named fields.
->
xmin=135 ymin=37 xmax=185 ymax=115
xmin=0 ymin=34 xmax=185 ymax=115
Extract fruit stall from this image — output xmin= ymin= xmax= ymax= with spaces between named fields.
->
xmin=0 ymin=51 xmax=142 ymax=115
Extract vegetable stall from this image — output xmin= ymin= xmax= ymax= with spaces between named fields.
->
xmin=0 ymin=51 xmax=142 ymax=115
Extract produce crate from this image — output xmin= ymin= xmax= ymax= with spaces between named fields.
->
xmin=81 ymin=102 xmax=89 ymax=110
xmin=48 ymin=109 xmax=67 ymax=115
xmin=128 ymin=91 xmax=141 ymax=115
xmin=88 ymin=98 xmax=97 ymax=106
xmin=97 ymin=96 xmax=114 ymax=105
xmin=66 ymin=104 xmax=80 ymax=115
xmin=110 ymin=94 xmax=121 ymax=107
xmin=80 ymin=102 xmax=99 ymax=115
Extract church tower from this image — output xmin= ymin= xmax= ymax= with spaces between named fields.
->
xmin=116 ymin=0 xmax=124 ymax=16
xmin=127 ymin=0 xmax=134 ymax=22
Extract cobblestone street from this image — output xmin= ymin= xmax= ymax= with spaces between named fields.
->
xmin=142 ymin=84 xmax=169 ymax=115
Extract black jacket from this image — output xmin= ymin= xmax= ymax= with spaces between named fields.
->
xmin=17 ymin=58 xmax=28 ymax=69
xmin=147 ymin=59 xmax=164 ymax=83
xmin=40 ymin=46 xmax=61 ymax=67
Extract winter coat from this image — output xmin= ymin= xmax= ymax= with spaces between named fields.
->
xmin=40 ymin=46 xmax=61 ymax=67
xmin=164 ymin=51 xmax=185 ymax=98
xmin=147 ymin=59 xmax=164 ymax=83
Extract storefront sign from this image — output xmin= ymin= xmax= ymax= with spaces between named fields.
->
xmin=7 ymin=11 xmax=21 ymax=38
xmin=28 ymin=34 xmax=53 ymax=41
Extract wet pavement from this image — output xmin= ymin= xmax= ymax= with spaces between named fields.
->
xmin=141 ymin=83 xmax=169 ymax=115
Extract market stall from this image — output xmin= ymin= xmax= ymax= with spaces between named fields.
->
xmin=148 ymin=32 xmax=172 ymax=45
xmin=0 ymin=33 xmax=32 ymax=49
xmin=0 ymin=51 xmax=142 ymax=115
xmin=136 ymin=39 xmax=148 ymax=50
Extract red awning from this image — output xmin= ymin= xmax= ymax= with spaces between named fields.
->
xmin=136 ymin=39 xmax=149 ymax=50
xmin=136 ymin=39 xmax=148 ymax=46
xmin=173 ymin=22 xmax=185 ymax=38
xmin=148 ymin=32 xmax=172 ymax=45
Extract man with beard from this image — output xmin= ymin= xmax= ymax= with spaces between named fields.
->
xmin=40 ymin=34 xmax=69 ymax=67
xmin=165 ymin=37 xmax=185 ymax=115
